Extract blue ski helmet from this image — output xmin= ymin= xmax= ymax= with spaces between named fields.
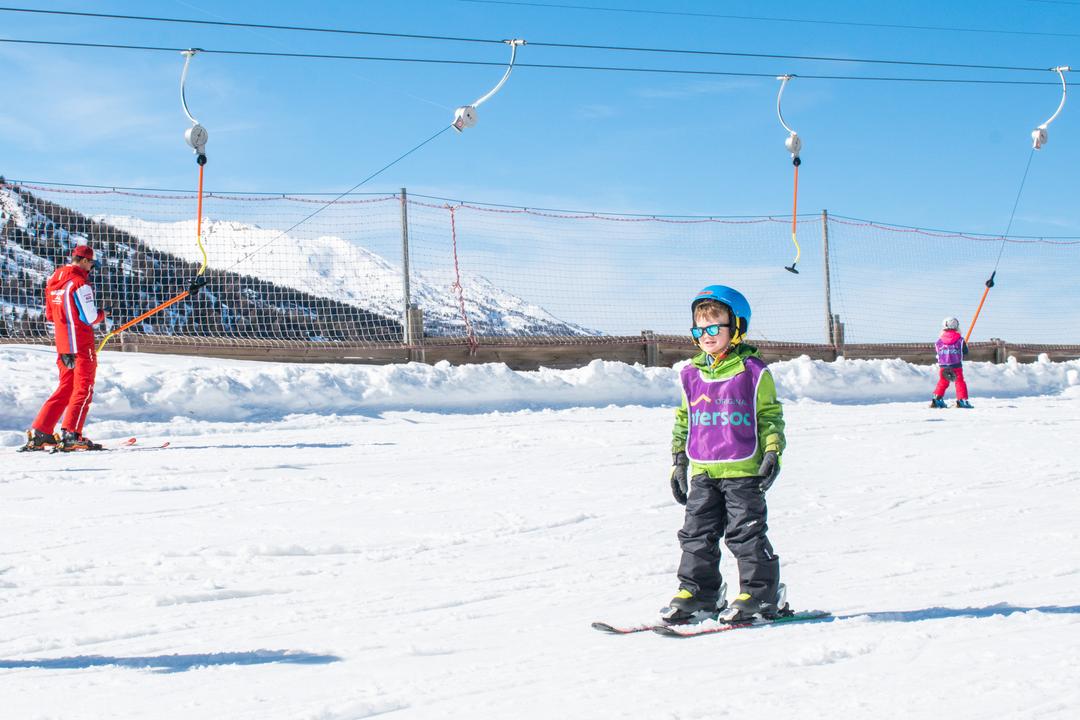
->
xmin=692 ymin=285 xmax=751 ymax=334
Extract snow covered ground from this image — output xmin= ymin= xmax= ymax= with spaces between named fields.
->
xmin=2 ymin=345 xmax=1079 ymax=719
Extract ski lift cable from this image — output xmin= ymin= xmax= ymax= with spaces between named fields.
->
xmin=0 ymin=38 xmax=1071 ymax=86
xmin=967 ymin=66 xmax=1070 ymax=343
xmin=459 ymin=0 xmax=1080 ymax=41
xmin=994 ymin=149 xmax=1037 ymax=271
xmin=0 ymin=7 xmax=1065 ymax=73
xmin=777 ymin=75 xmax=802 ymax=274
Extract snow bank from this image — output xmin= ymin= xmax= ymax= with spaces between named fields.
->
xmin=1 ymin=345 xmax=1078 ymax=441
xmin=0 ymin=345 xmax=678 ymax=434
xmin=772 ymin=354 xmax=1080 ymax=404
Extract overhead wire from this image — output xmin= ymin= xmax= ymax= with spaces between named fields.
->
xmin=0 ymin=6 xmax=1065 ymax=73
xmin=458 ymin=0 xmax=1080 ymax=39
xmin=0 ymin=38 xmax=1069 ymax=86
xmin=10 ymin=3 xmax=1078 ymax=41
xmin=0 ymin=6 xmax=504 ymax=45
xmin=166 ymin=0 xmax=452 ymax=111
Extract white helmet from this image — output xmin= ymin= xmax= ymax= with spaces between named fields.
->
xmin=942 ymin=316 xmax=960 ymax=330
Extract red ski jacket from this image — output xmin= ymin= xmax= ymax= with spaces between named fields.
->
xmin=44 ymin=263 xmax=105 ymax=354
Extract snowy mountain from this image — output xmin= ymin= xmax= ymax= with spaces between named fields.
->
xmin=1 ymin=182 xmax=598 ymax=340
xmin=99 ymin=214 xmax=598 ymax=337
xmin=2 ymin=182 xmax=398 ymax=342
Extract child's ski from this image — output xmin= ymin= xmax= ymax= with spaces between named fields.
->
xmin=652 ymin=610 xmax=831 ymax=638
xmin=593 ymin=610 xmax=830 ymax=636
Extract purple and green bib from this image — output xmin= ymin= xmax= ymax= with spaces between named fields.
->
xmin=680 ymin=357 xmax=765 ymax=463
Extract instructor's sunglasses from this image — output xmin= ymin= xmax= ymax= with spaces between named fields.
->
xmin=691 ymin=324 xmax=725 ymax=339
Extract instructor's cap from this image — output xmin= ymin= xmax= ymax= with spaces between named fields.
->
xmin=71 ymin=245 xmax=94 ymax=261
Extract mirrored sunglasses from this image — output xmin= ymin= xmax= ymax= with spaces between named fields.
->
xmin=691 ymin=324 xmax=724 ymax=339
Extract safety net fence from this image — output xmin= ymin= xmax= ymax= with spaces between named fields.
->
xmin=2 ymin=180 xmax=1079 ymax=352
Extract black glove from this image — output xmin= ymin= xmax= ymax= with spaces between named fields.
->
xmin=942 ymin=368 xmax=957 ymax=381
xmin=758 ymin=451 xmax=780 ymax=493
xmin=188 ymin=276 xmax=208 ymax=298
xmin=670 ymin=451 xmax=689 ymax=505
xmin=59 ymin=353 xmax=76 ymax=369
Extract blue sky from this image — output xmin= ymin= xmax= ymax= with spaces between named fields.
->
xmin=1 ymin=0 xmax=1078 ymax=237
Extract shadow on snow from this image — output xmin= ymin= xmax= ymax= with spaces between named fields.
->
xmin=0 ymin=649 xmax=341 ymax=673
xmin=842 ymin=602 xmax=1080 ymax=623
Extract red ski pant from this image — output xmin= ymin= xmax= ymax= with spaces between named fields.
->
xmin=933 ymin=366 xmax=968 ymax=401
xmin=32 ymin=347 xmax=98 ymax=436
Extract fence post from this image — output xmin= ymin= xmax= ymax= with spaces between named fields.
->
xmin=992 ymin=337 xmax=1007 ymax=364
xmin=833 ymin=314 xmax=845 ymax=356
xmin=642 ymin=330 xmax=658 ymax=367
xmin=822 ymin=209 xmax=835 ymax=347
xmin=400 ymin=187 xmax=412 ymax=346
xmin=407 ymin=304 xmax=425 ymax=363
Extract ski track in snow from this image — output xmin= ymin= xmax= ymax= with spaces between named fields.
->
xmin=1 ymin=349 xmax=1079 ymax=718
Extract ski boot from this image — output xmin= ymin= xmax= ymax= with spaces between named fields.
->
xmin=54 ymin=430 xmax=104 ymax=452
xmin=18 ymin=429 xmax=60 ymax=452
xmin=929 ymin=395 xmax=947 ymax=409
xmin=955 ymin=399 xmax=973 ymax=409
xmin=717 ymin=583 xmax=790 ymax=623
xmin=660 ymin=581 xmax=728 ymax=625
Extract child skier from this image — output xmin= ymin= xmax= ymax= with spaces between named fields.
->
xmin=663 ymin=285 xmax=787 ymax=625
xmin=930 ymin=317 xmax=972 ymax=409
xmin=20 ymin=244 xmax=107 ymax=452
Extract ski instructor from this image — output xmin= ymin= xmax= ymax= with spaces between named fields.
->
xmin=21 ymin=244 xmax=107 ymax=452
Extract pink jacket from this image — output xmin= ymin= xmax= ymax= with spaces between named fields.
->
xmin=935 ymin=329 xmax=967 ymax=368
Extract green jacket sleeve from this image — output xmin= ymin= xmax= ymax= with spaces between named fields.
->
xmin=755 ymin=369 xmax=786 ymax=455
xmin=671 ymin=387 xmax=689 ymax=454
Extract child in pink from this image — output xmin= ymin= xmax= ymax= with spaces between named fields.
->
xmin=931 ymin=317 xmax=972 ymax=409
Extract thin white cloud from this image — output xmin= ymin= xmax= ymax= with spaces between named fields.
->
xmin=0 ymin=46 xmax=173 ymax=150
xmin=579 ymin=104 xmax=619 ymax=119
xmin=1014 ymin=213 xmax=1080 ymax=233
xmin=636 ymin=79 xmax=759 ymax=100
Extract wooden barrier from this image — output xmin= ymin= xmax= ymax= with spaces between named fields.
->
xmin=5 ymin=335 xmax=1080 ymax=369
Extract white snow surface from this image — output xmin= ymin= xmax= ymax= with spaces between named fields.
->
xmin=3 ymin=345 xmax=1079 ymax=719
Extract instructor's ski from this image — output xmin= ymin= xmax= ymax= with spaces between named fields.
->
xmin=118 ymin=438 xmax=171 ymax=450
xmin=652 ymin=610 xmax=831 ymax=637
xmin=591 ymin=622 xmax=667 ymax=635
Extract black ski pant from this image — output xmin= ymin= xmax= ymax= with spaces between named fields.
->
xmin=676 ymin=473 xmax=779 ymax=603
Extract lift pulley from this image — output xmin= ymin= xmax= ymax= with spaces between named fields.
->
xmin=453 ymin=39 xmax=526 ymax=132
